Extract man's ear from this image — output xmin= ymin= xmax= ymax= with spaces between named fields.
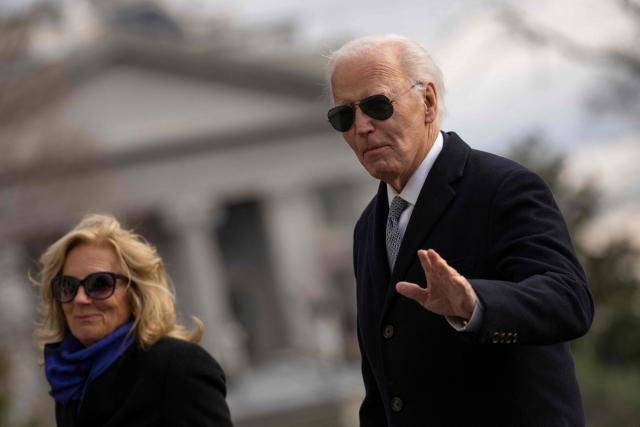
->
xmin=423 ymin=82 xmax=438 ymax=124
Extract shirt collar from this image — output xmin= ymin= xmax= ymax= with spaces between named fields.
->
xmin=387 ymin=131 xmax=444 ymax=207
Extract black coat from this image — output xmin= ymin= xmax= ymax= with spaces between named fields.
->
xmin=354 ymin=132 xmax=594 ymax=427
xmin=55 ymin=337 xmax=233 ymax=427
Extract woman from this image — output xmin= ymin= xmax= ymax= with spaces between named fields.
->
xmin=34 ymin=214 xmax=233 ymax=427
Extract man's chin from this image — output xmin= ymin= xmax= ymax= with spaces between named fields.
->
xmin=364 ymin=165 xmax=394 ymax=182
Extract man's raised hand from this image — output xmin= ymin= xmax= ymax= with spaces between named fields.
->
xmin=396 ymin=249 xmax=477 ymax=320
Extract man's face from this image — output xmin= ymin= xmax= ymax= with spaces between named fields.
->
xmin=330 ymin=49 xmax=437 ymax=191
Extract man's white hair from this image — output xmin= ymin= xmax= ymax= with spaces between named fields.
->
xmin=326 ymin=34 xmax=446 ymax=114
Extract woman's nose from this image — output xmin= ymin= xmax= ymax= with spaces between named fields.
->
xmin=72 ymin=286 xmax=92 ymax=304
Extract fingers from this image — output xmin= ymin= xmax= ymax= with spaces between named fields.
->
xmin=423 ymin=249 xmax=458 ymax=277
xmin=407 ymin=249 xmax=474 ymax=318
xmin=417 ymin=249 xmax=434 ymax=281
xmin=396 ymin=281 xmax=429 ymax=305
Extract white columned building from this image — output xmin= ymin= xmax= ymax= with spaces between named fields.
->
xmin=263 ymin=186 xmax=325 ymax=356
xmin=0 ymin=24 xmax=372 ymax=426
xmin=161 ymin=198 xmax=249 ymax=375
xmin=0 ymin=243 xmax=51 ymax=424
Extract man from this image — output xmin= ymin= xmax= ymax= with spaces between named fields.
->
xmin=326 ymin=35 xmax=594 ymax=426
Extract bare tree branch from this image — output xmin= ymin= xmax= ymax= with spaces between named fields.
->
xmin=620 ymin=0 xmax=640 ymax=21
xmin=500 ymin=5 xmax=640 ymax=79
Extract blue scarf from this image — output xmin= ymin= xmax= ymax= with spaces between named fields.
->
xmin=44 ymin=320 xmax=135 ymax=404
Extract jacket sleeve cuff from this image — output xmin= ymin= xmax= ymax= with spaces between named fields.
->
xmin=446 ymin=298 xmax=484 ymax=332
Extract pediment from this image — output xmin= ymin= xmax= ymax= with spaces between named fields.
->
xmin=1 ymin=37 xmax=328 ymax=175
xmin=55 ymin=62 xmax=323 ymax=153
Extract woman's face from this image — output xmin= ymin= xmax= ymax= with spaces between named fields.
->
xmin=60 ymin=243 xmax=132 ymax=347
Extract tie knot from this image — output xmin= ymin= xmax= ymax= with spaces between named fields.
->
xmin=389 ymin=196 xmax=408 ymax=222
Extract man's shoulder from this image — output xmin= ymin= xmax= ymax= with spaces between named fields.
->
xmin=446 ymin=132 xmax=528 ymax=170
xmin=441 ymin=132 xmax=550 ymax=199
xmin=439 ymin=132 xmax=530 ymax=183
xmin=470 ymin=148 xmax=529 ymax=174
xmin=451 ymin=137 xmax=535 ymax=182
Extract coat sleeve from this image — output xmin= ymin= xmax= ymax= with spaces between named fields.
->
xmin=164 ymin=343 xmax=233 ymax=427
xmin=471 ymin=167 xmax=594 ymax=345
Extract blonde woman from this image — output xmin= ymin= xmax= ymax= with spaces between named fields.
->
xmin=34 ymin=214 xmax=233 ymax=427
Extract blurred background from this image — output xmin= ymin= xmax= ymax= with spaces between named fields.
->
xmin=0 ymin=0 xmax=638 ymax=426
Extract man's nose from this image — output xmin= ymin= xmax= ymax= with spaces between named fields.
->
xmin=73 ymin=286 xmax=92 ymax=304
xmin=353 ymin=107 xmax=374 ymax=134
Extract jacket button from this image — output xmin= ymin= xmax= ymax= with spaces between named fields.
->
xmin=383 ymin=324 xmax=395 ymax=339
xmin=391 ymin=397 xmax=403 ymax=412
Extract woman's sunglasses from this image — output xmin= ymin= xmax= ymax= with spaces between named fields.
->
xmin=327 ymin=82 xmax=423 ymax=132
xmin=51 ymin=272 xmax=131 ymax=303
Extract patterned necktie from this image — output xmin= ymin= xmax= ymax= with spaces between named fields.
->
xmin=386 ymin=196 xmax=409 ymax=269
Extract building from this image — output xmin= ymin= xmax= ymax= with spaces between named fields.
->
xmin=0 ymin=3 xmax=371 ymax=426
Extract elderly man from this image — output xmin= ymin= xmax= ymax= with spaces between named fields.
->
xmin=327 ymin=35 xmax=593 ymax=426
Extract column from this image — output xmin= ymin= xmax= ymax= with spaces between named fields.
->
xmin=161 ymin=197 xmax=248 ymax=376
xmin=0 ymin=243 xmax=48 ymax=426
xmin=262 ymin=187 xmax=326 ymax=356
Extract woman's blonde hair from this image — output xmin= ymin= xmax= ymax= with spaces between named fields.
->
xmin=33 ymin=213 xmax=203 ymax=350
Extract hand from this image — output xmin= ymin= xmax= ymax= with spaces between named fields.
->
xmin=396 ymin=249 xmax=477 ymax=320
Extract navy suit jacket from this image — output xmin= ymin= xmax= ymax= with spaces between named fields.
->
xmin=354 ymin=132 xmax=594 ymax=427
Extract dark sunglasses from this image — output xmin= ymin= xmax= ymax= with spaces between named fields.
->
xmin=52 ymin=272 xmax=131 ymax=303
xmin=327 ymin=82 xmax=423 ymax=132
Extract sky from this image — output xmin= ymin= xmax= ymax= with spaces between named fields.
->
xmin=157 ymin=0 xmax=639 ymax=153
xmin=231 ymin=0 xmax=639 ymax=191
xmin=5 ymin=0 xmax=636 ymax=152
xmin=166 ymin=0 xmax=640 ymax=242
xmin=5 ymin=0 xmax=639 ymax=208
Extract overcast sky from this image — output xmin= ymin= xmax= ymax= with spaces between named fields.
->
xmin=4 ymin=0 xmax=639 ymax=206
xmin=157 ymin=0 xmax=639 ymax=154
xmin=5 ymin=0 xmax=636 ymax=152
xmin=210 ymin=0 xmax=640 ymax=213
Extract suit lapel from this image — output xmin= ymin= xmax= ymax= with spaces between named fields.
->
xmin=382 ymin=132 xmax=470 ymax=317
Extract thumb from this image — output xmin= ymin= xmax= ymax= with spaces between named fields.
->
xmin=396 ymin=281 xmax=429 ymax=305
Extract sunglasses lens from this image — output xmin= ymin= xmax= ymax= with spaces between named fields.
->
xmin=328 ymin=106 xmax=355 ymax=132
xmin=360 ymin=95 xmax=394 ymax=120
xmin=52 ymin=276 xmax=79 ymax=303
xmin=85 ymin=273 xmax=116 ymax=300
xmin=327 ymin=94 xmax=395 ymax=132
